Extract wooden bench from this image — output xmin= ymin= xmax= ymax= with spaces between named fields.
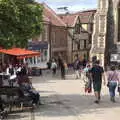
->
xmin=0 ymin=86 xmax=33 ymax=112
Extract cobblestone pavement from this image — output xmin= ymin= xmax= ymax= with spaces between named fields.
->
xmin=7 ymin=70 xmax=120 ymax=120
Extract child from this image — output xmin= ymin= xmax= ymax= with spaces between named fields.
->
xmin=83 ymin=65 xmax=92 ymax=93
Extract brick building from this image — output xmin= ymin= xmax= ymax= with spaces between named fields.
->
xmin=43 ymin=3 xmax=68 ymax=61
xmin=29 ymin=3 xmax=68 ymax=65
xmin=30 ymin=2 xmax=96 ymax=65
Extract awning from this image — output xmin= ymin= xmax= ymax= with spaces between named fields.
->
xmin=0 ymin=48 xmax=40 ymax=59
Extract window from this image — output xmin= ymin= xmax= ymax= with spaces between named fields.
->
xmin=80 ymin=40 xmax=84 ymax=49
xmin=90 ymin=24 xmax=93 ymax=32
xmin=52 ymin=32 xmax=56 ymax=44
xmin=77 ymin=41 xmax=80 ymax=50
xmin=73 ymin=41 xmax=77 ymax=51
xmin=84 ymin=40 xmax=87 ymax=49
xmin=44 ymin=26 xmax=48 ymax=41
xmin=75 ymin=24 xmax=80 ymax=34
xmin=89 ymin=35 xmax=92 ymax=44
xmin=81 ymin=24 xmax=88 ymax=31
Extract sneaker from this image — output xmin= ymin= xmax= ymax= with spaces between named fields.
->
xmin=94 ymin=100 xmax=99 ymax=104
xmin=110 ymin=97 xmax=115 ymax=103
xmin=98 ymin=96 xmax=101 ymax=101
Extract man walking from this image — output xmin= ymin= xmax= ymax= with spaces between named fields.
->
xmin=73 ymin=56 xmax=80 ymax=79
xmin=90 ymin=60 xmax=106 ymax=104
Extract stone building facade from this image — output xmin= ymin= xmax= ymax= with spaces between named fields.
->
xmin=90 ymin=0 xmax=120 ymax=66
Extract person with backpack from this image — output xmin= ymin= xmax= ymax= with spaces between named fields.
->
xmin=90 ymin=60 xmax=106 ymax=104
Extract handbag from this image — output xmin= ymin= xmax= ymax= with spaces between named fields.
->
xmin=107 ymin=71 xmax=116 ymax=87
xmin=118 ymin=83 xmax=120 ymax=92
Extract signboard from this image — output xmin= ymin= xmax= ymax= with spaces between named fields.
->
xmin=28 ymin=41 xmax=48 ymax=50
xmin=110 ymin=54 xmax=120 ymax=62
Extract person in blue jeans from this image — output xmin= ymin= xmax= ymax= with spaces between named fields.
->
xmin=106 ymin=65 xmax=119 ymax=102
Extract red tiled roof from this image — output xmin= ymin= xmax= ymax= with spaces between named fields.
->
xmin=59 ymin=14 xmax=79 ymax=27
xmin=75 ymin=10 xmax=96 ymax=23
xmin=42 ymin=3 xmax=66 ymax=27
xmin=43 ymin=15 xmax=50 ymax=22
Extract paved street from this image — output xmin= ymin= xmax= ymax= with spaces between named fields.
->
xmin=7 ymin=70 xmax=120 ymax=120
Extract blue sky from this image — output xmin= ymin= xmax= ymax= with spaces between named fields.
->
xmin=36 ymin=0 xmax=97 ymax=13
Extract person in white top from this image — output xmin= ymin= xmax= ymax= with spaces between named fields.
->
xmin=51 ymin=59 xmax=57 ymax=75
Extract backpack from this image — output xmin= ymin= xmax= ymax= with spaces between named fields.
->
xmin=51 ymin=62 xmax=57 ymax=69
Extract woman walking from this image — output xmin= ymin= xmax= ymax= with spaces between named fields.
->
xmin=106 ymin=65 xmax=119 ymax=102
xmin=117 ymin=65 xmax=120 ymax=96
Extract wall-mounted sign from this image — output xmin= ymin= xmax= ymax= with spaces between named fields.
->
xmin=110 ymin=54 xmax=120 ymax=62
xmin=28 ymin=41 xmax=48 ymax=50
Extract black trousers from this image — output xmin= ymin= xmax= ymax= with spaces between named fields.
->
xmin=0 ymin=98 xmax=4 ymax=111
xmin=61 ymin=68 xmax=65 ymax=79
xmin=52 ymin=68 xmax=56 ymax=75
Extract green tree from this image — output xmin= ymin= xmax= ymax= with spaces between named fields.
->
xmin=0 ymin=0 xmax=43 ymax=48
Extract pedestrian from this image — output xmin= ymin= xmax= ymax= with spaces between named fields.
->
xmin=64 ymin=61 xmax=68 ymax=74
xmin=47 ymin=60 xmax=51 ymax=70
xmin=59 ymin=59 xmax=66 ymax=80
xmin=82 ymin=58 xmax=87 ymax=68
xmin=90 ymin=60 xmax=106 ymax=104
xmin=16 ymin=71 xmax=41 ymax=105
xmin=117 ymin=65 xmax=120 ymax=96
xmin=51 ymin=59 xmax=57 ymax=75
xmin=73 ymin=56 xmax=80 ymax=79
xmin=6 ymin=64 xmax=14 ymax=75
xmin=106 ymin=65 xmax=119 ymax=102
xmin=83 ymin=64 xmax=92 ymax=93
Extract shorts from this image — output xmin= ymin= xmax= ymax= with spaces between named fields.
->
xmin=93 ymin=81 xmax=102 ymax=92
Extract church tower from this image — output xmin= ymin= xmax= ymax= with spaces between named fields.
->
xmin=90 ymin=0 xmax=109 ymax=66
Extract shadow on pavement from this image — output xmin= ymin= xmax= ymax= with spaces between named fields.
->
xmin=35 ymin=94 xmax=120 ymax=117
